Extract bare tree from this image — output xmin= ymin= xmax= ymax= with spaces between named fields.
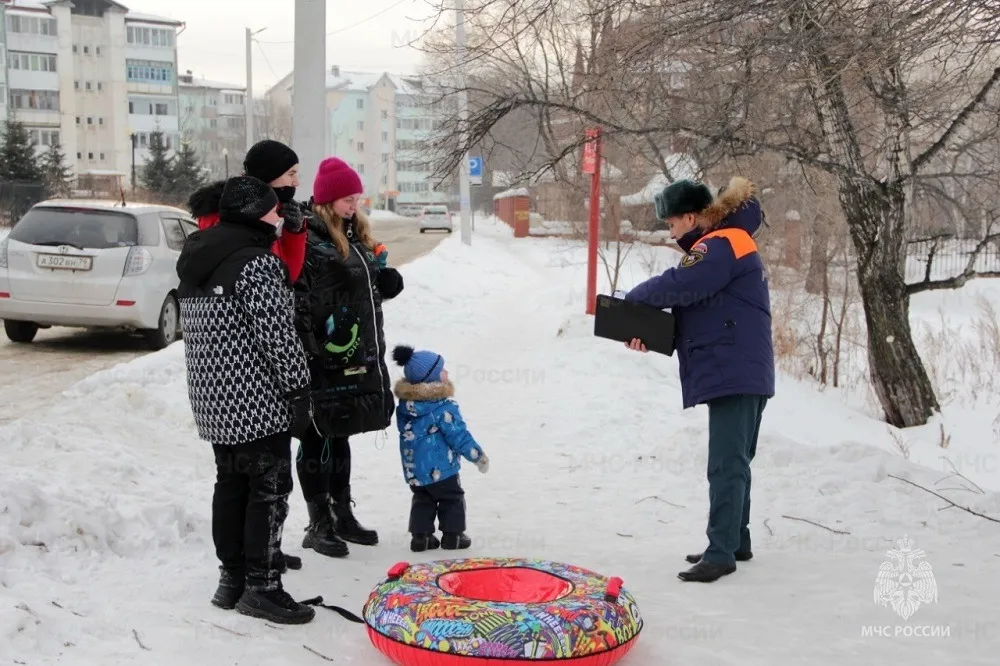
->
xmin=419 ymin=0 xmax=1000 ymax=427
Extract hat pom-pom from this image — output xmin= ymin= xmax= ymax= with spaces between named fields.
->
xmin=392 ymin=345 xmax=414 ymax=367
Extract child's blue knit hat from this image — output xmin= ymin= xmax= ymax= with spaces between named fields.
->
xmin=392 ymin=345 xmax=445 ymax=384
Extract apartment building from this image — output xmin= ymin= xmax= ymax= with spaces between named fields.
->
xmin=2 ymin=0 xmax=181 ymax=186
xmin=178 ymin=71 xmax=246 ymax=179
xmin=267 ymin=66 xmax=452 ymax=212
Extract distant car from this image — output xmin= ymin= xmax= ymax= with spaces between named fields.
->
xmin=0 ymin=200 xmax=199 ymax=350
xmin=418 ymin=205 xmax=453 ymax=233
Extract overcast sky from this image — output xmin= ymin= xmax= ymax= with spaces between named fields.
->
xmin=127 ymin=0 xmax=443 ymax=93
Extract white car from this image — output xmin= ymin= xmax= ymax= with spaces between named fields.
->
xmin=418 ymin=205 xmax=453 ymax=233
xmin=0 ymin=200 xmax=199 ymax=350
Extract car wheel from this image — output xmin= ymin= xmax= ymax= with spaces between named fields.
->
xmin=419 ymin=229 xmax=426 ymax=234
xmin=4 ymin=320 xmax=39 ymax=343
xmin=144 ymin=294 xmax=179 ymax=351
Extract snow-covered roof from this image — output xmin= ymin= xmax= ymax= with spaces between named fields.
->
xmin=179 ymin=76 xmax=245 ymax=92
xmin=6 ymin=1 xmax=182 ymax=26
xmin=125 ymin=12 xmax=183 ymax=27
xmin=494 ymin=187 xmax=530 ymax=200
xmin=620 ymin=153 xmax=701 ymax=206
xmin=327 ymin=70 xmax=394 ymax=92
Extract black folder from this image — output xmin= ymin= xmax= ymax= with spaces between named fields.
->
xmin=593 ymin=294 xmax=676 ymax=356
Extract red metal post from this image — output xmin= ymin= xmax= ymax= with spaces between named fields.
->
xmin=584 ymin=127 xmax=603 ymax=315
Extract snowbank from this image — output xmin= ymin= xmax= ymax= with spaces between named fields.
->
xmin=1 ymin=216 xmax=998 ymax=664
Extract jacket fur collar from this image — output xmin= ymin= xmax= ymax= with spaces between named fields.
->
xmin=701 ymin=176 xmax=756 ymax=230
xmin=393 ymin=379 xmax=455 ymax=402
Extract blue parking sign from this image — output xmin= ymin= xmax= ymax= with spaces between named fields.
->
xmin=468 ymin=156 xmax=483 ymax=185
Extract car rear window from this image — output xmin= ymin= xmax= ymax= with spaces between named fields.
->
xmin=426 ymin=206 xmax=449 ymax=214
xmin=9 ymin=208 xmax=139 ymax=250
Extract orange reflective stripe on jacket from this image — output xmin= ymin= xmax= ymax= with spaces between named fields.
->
xmin=696 ymin=228 xmax=757 ymax=259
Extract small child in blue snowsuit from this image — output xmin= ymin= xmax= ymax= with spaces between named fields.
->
xmin=392 ymin=345 xmax=489 ymax=552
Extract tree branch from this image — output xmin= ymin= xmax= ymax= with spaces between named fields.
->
xmin=911 ymin=65 xmax=1000 ymax=173
xmin=888 ymin=474 xmax=1000 ymax=523
xmin=906 ymin=229 xmax=1000 ymax=294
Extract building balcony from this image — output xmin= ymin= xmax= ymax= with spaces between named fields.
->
xmin=7 ymin=70 xmax=60 ymax=92
xmin=129 ymin=113 xmax=180 ymax=133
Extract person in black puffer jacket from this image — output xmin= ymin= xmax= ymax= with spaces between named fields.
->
xmin=176 ymin=176 xmax=315 ymax=625
xmin=293 ymin=157 xmax=404 ymax=558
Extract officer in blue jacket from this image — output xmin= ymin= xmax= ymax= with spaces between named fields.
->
xmin=624 ymin=176 xmax=775 ymax=583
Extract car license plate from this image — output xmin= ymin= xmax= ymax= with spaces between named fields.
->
xmin=37 ymin=254 xmax=93 ymax=271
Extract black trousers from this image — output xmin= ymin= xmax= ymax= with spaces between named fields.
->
xmin=409 ymin=474 xmax=466 ymax=534
xmin=212 ymin=431 xmax=293 ymax=592
xmin=702 ymin=394 xmax=767 ymax=566
xmin=296 ymin=427 xmax=351 ymax=501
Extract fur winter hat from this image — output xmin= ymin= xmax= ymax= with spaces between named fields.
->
xmin=653 ymin=179 xmax=714 ymax=221
xmin=313 ymin=157 xmax=363 ymax=206
xmin=218 ymin=176 xmax=279 ymax=225
xmin=243 ymin=139 xmax=299 ymax=185
xmin=392 ymin=345 xmax=445 ymax=384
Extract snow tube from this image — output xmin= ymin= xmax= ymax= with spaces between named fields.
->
xmin=362 ymin=557 xmax=643 ymax=665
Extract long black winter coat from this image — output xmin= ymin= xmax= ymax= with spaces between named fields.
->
xmin=293 ymin=212 xmax=396 ymax=438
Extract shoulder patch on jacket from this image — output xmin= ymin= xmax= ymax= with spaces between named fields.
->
xmin=699 ymin=228 xmax=757 ymax=259
xmin=680 ymin=252 xmax=704 ymax=268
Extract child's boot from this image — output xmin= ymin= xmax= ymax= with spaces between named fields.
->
xmin=441 ymin=532 xmax=472 ymax=550
xmin=410 ymin=533 xmax=441 ymax=552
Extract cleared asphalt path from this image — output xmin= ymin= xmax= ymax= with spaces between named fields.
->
xmin=0 ymin=214 xmax=447 ymax=426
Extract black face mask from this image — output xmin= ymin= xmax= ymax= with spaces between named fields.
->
xmin=273 ymin=186 xmax=296 ymax=203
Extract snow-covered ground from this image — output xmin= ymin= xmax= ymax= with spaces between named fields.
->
xmin=2 ymin=217 xmax=998 ymax=665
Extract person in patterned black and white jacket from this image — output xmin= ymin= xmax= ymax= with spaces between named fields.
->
xmin=176 ymin=176 xmax=316 ymax=625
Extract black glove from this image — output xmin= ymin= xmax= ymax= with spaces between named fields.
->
xmin=377 ymin=267 xmax=404 ymax=300
xmin=281 ymin=202 xmax=306 ymax=234
xmin=288 ymin=388 xmax=314 ymax=439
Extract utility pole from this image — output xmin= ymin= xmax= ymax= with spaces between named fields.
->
xmin=245 ymin=27 xmax=266 ymax=153
xmin=292 ymin=0 xmax=327 ymax=201
xmin=456 ymin=0 xmax=472 ymax=246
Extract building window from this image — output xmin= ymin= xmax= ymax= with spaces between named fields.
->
xmin=100 ymin=152 xmax=105 ymax=161
xmin=75 ymin=81 xmax=80 ymax=90
xmin=357 ymin=142 xmax=364 ymax=152
xmin=83 ymin=46 xmax=90 ymax=55
xmin=382 ymin=152 xmax=388 ymax=163
xmin=88 ymin=152 xmax=94 ymax=160
xmin=28 ymin=129 xmax=60 ymax=147
xmin=77 ymin=152 xmax=82 ymax=159
xmin=86 ymin=82 xmax=92 ymax=91
xmin=8 ymin=52 xmax=58 ymax=72
xmin=357 ymin=164 xmax=365 ymax=174
xmin=8 ymin=15 xmax=58 ymax=36
xmin=382 ymin=131 xmax=388 ymax=142
xmin=126 ymin=59 xmax=175 ymax=84
xmin=223 ymin=93 xmax=244 ymax=105
xmin=382 ymin=110 xmax=388 ymax=120
xmin=357 ymin=99 xmax=364 ymax=109
xmin=96 ymin=47 xmax=101 ymax=56
xmin=76 ymin=116 xmax=81 ymax=124
xmin=98 ymin=82 xmax=103 ymax=91
xmin=357 ymin=121 xmax=364 ymax=130
xmin=99 ymin=118 xmax=105 ymax=126
xmin=8 ymin=89 xmax=60 ymax=112
xmin=87 ymin=117 xmax=93 ymax=125
xmin=127 ymin=26 xmax=175 ymax=48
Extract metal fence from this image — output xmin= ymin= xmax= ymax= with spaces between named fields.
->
xmin=904 ymin=238 xmax=1000 ymax=283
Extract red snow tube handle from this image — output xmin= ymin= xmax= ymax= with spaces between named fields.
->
xmin=387 ymin=561 xmax=410 ymax=581
xmin=604 ymin=576 xmax=624 ymax=603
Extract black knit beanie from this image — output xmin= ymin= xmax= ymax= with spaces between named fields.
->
xmin=218 ymin=176 xmax=279 ymax=225
xmin=243 ymin=139 xmax=299 ymax=185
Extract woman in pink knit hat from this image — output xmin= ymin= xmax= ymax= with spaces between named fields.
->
xmin=291 ymin=157 xmax=404 ymax=559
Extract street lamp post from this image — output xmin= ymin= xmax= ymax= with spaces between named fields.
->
xmin=223 ymin=147 xmax=229 ymax=178
xmin=130 ymin=132 xmax=137 ymax=191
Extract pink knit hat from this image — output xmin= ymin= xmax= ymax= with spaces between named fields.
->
xmin=312 ymin=157 xmax=363 ymax=205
